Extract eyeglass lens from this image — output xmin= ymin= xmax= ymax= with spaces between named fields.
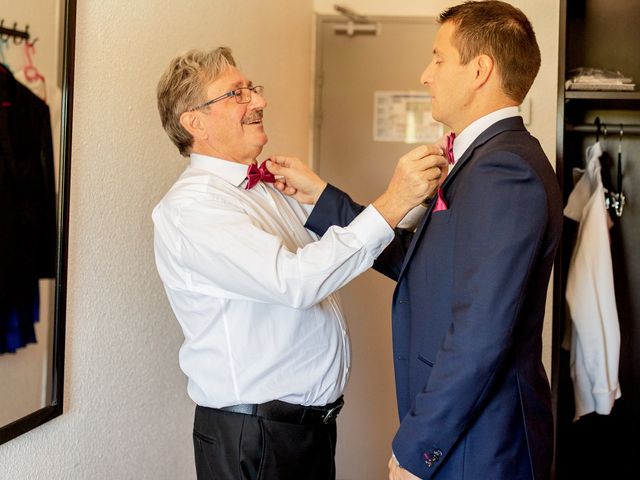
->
xmin=236 ymin=88 xmax=251 ymax=103
xmin=235 ymin=86 xmax=263 ymax=104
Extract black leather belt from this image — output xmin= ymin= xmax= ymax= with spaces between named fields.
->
xmin=219 ymin=396 xmax=344 ymax=425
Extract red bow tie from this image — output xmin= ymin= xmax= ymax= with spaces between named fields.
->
xmin=245 ymin=161 xmax=276 ymax=190
xmin=446 ymin=132 xmax=455 ymax=165
xmin=433 ymin=132 xmax=456 ymax=213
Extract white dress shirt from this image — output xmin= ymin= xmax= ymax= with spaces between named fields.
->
xmin=452 ymin=106 xmax=521 ymax=165
xmin=564 ymin=141 xmax=621 ymax=419
xmin=152 ymin=153 xmax=394 ymax=408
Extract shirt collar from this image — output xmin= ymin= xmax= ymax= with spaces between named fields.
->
xmin=190 ymin=153 xmax=251 ymax=188
xmin=452 ymin=106 xmax=520 ymax=164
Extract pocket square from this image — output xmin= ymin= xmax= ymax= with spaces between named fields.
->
xmin=433 ymin=188 xmax=448 ymax=212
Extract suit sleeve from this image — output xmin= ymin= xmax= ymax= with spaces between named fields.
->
xmin=305 ymin=184 xmax=365 ymax=233
xmin=306 ymin=183 xmax=415 ymax=281
xmin=393 ymin=152 xmax=549 ymax=478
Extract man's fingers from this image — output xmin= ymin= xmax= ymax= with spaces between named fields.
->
xmin=407 ymin=154 xmax=448 ymax=176
xmin=265 ymin=155 xmax=293 ymax=169
xmin=423 ymin=154 xmax=449 ymax=169
xmin=273 ymin=180 xmax=297 ymax=196
xmin=265 ymin=160 xmax=284 ymax=175
xmin=283 ymin=185 xmax=297 ymax=196
xmin=404 ymin=144 xmax=444 ymax=161
xmin=425 ymin=166 xmax=443 ymax=181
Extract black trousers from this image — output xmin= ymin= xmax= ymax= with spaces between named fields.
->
xmin=193 ymin=405 xmax=337 ymax=480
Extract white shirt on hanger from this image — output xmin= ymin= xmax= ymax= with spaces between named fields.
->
xmin=152 ymin=153 xmax=394 ymax=408
xmin=564 ymin=141 xmax=621 ymax=420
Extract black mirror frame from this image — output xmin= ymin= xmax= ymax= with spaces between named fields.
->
xmin=0 ymin=0 xmax=76 ymax=446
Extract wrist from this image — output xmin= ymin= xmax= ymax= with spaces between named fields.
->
xmin=372 ymin=191 xmax=409 ymax=228
xmin=312 ymin=181 xmax=328 ymax=203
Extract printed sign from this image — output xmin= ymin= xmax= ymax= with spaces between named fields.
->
xmin=374 ymin=91 xmax=444 ymax=143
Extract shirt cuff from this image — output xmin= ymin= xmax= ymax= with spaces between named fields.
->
xmin=397 ymin=204 xmax=428 ymax=231
xmin=346 ymin=204 xmax=394 ymax=258
xmin=301 ymin=203 xmax=315 ymax=216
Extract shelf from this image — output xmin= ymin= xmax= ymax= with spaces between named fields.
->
xmin=565 ymin=91 xmax=640 ymax=101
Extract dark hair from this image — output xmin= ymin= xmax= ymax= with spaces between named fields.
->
xmin=439 ymin=1 xmax=541 ymax=102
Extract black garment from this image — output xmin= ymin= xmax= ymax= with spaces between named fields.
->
xmin=0 ymin=64 xmax=56 ymax=353
xmin=193 ymin=405 xmax=337 ymax=480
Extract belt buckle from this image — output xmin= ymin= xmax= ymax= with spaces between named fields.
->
xmin=322 ymin=399 xmax=344 ymax=424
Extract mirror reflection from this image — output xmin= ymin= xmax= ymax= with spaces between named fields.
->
xmin=0 ymin=0 xmax=72 ymax=439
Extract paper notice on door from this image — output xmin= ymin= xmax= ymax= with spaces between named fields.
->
xmin=373 ymin=91 xmax=444 ymax=143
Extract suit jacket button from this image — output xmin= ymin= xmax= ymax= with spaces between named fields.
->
xmin=424 ymin=449 xmax=442 ymax=468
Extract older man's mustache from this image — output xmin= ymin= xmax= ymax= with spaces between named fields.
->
xmin=242 ymin=110 xmax=264 ymax=125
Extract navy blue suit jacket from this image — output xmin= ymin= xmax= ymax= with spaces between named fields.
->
xmin=306 ymin=117 xmax=562 ymax=479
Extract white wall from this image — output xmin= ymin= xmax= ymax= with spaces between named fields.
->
xmin=314 ymin=0 xmax=560 ymax=379
xmin=0 ymin=0 xmax=314 ymax=478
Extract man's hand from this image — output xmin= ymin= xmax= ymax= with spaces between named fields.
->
xmin=373 ymin=144 xmax=448 ymax=228
xmin=388 ymin=456 xmax=421 ymax=480
xmin=265 ymin=156 xmax=327 ymax=204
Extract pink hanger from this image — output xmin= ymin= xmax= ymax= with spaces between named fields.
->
xmin=23 ymin=42 xmax=45 ymax=83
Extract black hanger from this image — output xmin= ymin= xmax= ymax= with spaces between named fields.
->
xmin=607 ymin=125 xmax=626 ymax=217
xmin=594 ymin=116 xmax=601 ymax=142
xmin=618 ymin=124 xmax=623 ymax=192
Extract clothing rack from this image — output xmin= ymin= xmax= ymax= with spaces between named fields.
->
xmin=0 ymin=20 xmax=36 ymax=45
xmin=566 ymin=123 xmax=640 ymax=136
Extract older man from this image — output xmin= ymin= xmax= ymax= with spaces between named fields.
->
xmin=152 ymin=47 xmax=446 ymax=480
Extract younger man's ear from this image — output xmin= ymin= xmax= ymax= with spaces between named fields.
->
xmin=473 ymin=54 xmax=494 ymax=87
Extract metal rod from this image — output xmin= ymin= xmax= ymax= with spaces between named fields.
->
xmin=566 ymin=123 xmax=640 ymax=135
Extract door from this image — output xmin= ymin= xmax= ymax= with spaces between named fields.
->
xmin=314 ymin=16 xmax=440 ymax=480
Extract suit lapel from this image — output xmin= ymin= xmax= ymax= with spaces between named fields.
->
xmin=397 ymin=116 xmax=527 ymax=280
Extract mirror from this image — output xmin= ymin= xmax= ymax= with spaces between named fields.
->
xmin=0 ymin=0 xmax=75 ymax=445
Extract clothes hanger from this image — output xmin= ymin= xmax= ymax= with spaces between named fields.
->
xmin=22 ymin=42 xmax=45 ymax=84
xmin=613 ymin=125 xmax=626 ymax=217
xmin=605 ymin=125 xmax=626 ymax=217
xmin=594 ymin=116 xmax=601 ymax=142
xmin=618 ymin=125 xmax=623 ymax=193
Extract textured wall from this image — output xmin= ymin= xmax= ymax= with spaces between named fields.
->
xmin=0 ymin=0 xmax=313 ymax=478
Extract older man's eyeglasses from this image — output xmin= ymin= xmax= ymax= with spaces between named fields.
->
xmin=190 ymin=85 xmax=264 ymax=111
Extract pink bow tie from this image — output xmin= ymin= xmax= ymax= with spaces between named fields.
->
xmin=245 ymin=160 xmax=275 ymax=190
xmin=445 ymin=131 xmax=455 ymax=165
xmin=434 ymin=132 xmax=455 ymax=212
